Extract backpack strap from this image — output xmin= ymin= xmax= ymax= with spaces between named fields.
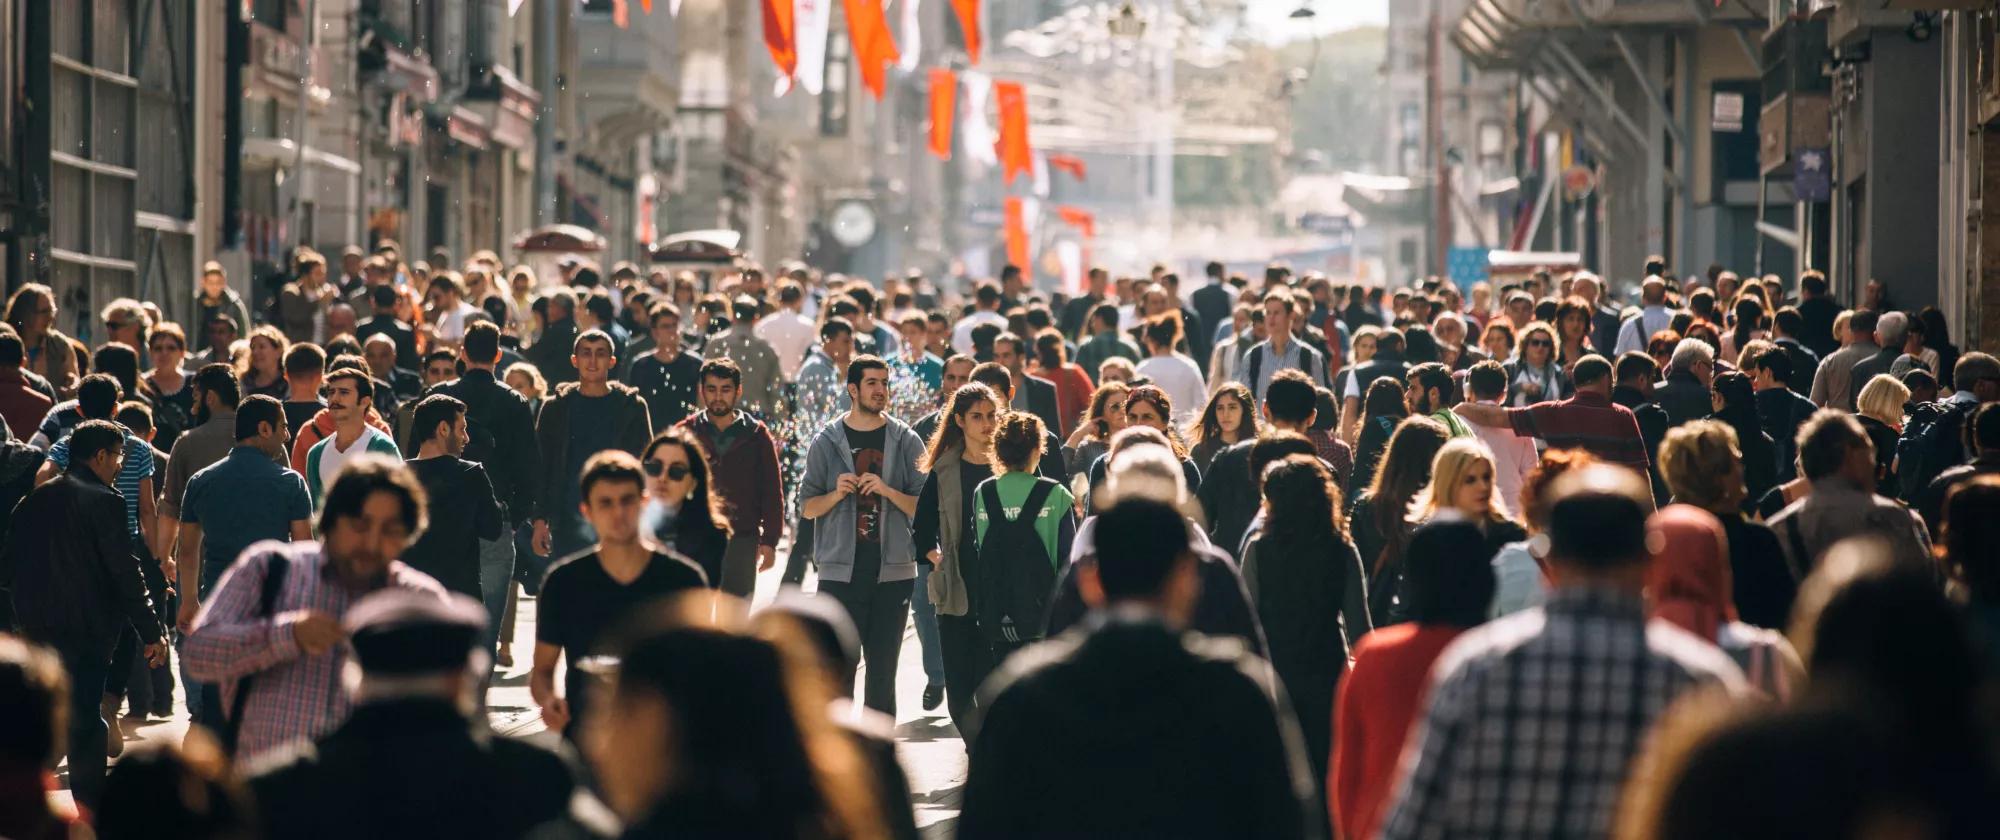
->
xmin=1245 ymin=345 xmax=1262 ymax=388
xmin=222 ymin=552 xmax=291 ymax=755
xmin=1781 ymin=517 xmax=1812 ymax=581
xmin=1018 ymin=479 xmax=1057 ymax=524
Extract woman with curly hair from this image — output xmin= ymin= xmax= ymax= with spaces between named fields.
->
xmin=1505 ymin=321 xmax=1567 ymax=406
xmin=1083 ymin=385 xmax=1203 ymax=512
xmin=1187 ymin=383 xmax=1259 ymax=475
xmin=1063 ymin=381 xmax=1129 ymax=479
xmin=1554 ymin=296 xmax=1594 ymax=371
xmin=239 ymin=325 xmax=290 ymax=399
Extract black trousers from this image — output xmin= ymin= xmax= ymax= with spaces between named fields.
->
xmin=782 ymin=515 xmax=813 ymax=585
xmin=817 ymin=576 xmax=909 ymax=716
xmin=48 ymin=634 xmax=115 ymax=811
xmin=937 ymin=613 xmax=993 ymax=742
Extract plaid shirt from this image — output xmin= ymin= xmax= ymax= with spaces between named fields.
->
xmin=1503 ymin=390 xmax=1651 ymax=474
xmin=183 ymin=540 xmax=446 ymax=766
xmin=1379 ymin=586 xmax=1744 ymax=840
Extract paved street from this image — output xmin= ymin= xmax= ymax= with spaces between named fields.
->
xmin=65 ymin=554 xmax=968 ymax=836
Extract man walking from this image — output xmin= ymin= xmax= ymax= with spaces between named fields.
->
xmin=354 ymin=284 xmax=418 ymax=372
xmin=277 ymin=249 xmax=336 ymax=344
xmin=525 ymin=289 xmax=581 ymax=385
xmin=702 ymin=295 xmax=785 ymax=419
xmin=400 ymin=395 xmax=503 ymax=603
xmin=1378 ymin=465 xmax=1745 ymax=840
xmin=959 ymin=498 xmax=1316 ymax=840
xmin=1455 ymin=355 xmax=1654 ymax=479
xmin=437 ymin=321 xmax=543 ymax=632
xmin=1812 ymin=309 xmax=1880 ymax=412
xmin=1768 ymin=410 xmax=1933 ymax=576
xmin=303 ymin=368 xmax=400 ymax=506
xmin=1073 ymin=303 xmax=1140 ymax=382
xmin=1238 ymin=287 xmax=1329 ymax=402
xmin=1614 ymin=276 xmax=1674 ymax=356
xmin=800 ymin=355 xmax=925 ymax=715
xmin=755 ymin=281 xmax=817 ymax=379
xmin=677 ymin=359 xmax=784 ymax=597
xmin=530 ymin=452 xmax=707 ymax=738
xmin=628 ymin=302 xmax=702 ymax=431
xmin=534 ymin=330 xmax=653 ymax=561
xmin=1751 ymin=345 xmax=1820 ymax=483
xmin=185 ymin=457 xmax=448 ymax=765
xmin=6 ymin=420 xmax=166 ymax=810
xmin=281 ymin=343 xmax=327 ymax=439
xmin=992 ymin=332 xmax=1064 ymax=437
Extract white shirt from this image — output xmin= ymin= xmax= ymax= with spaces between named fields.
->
xmin=1457 ymin=399 xmax=1539 ymax=518
xmin=950 ymin=310 xmax=1009 ymax=356
xmin=1613 ymin=304 xmax=1673 ymax=356
xmin=1136 ymin=353 xmax=1207 ymax=426
xmin=317 ymin=426 xmax=393 ymax=491
xmin=434 ymin=302 xmax=481 ymax=343
xmin=755 ymin=310 xmax=817 ymax=379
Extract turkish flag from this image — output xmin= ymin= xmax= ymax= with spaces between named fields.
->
xmin=763 ymin=0 xmax=797 ymax=83
xmin=995 ymin=81 xmax=1032 ymax=185
xmin=1004 ymin=196 xmax=1031 ymax=272
xmin=1048 ymin=153 xmax=1086 ymax=182
xmin=844 ymin=0 xmax=901 ymax=100
xmin=928 ymin=68 xmax=956 ymax=160
xmin=951 ymin=0 xmax=982 ymax=65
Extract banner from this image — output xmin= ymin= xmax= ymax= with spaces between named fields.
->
xmin=951 ymin=0 xmax=981 ymax=65
xmin=994 ymin=80 xmax=1032 ymax=185
xmin=763 ymin=0 xmax=798 ymax=88
xmin=795 ymin=0 xmax=833 ymax=95
xmin=960 ymin=71 xmax=997 ymax=166
xmin=844 ymin=0 xmax=901 ymax=100
xmin=1054 ymin=205 xmax=1095 ymax=239
xmin=928 ymin=68 xmax=956 ymax=160
xmin=899 ymin=0 xmax=923 ymax=72
xmin=1047 ymin=153 xmax=1086 ymax=181
xmin=1004 ymin=196 xmax=1031 ymax=272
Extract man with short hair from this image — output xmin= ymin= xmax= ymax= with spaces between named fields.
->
xmin=1811 ymin=308 xmax=1881 ymax=411
xmin=1061 ymin=268 xmax=1113 ymax=341
xmin=888 ymin=312 xmax=945 ymax=424
xmin=157 ymin=364 xmax=242 ymax=573
xmin=1455 ymin=355 xmax=1653 ymax=478
xmin=433 ymin=320 xmax=542 ymax=642
xmin=677 ymin=358 xmax=784 ymax=597
xmin=1191 ymin=261 xmax=1234 ymax=344
xmin=1238 ymin=287 xmax=1329 ymax=402
xmin=1751 ymin=344 xmax=1820 ymax=483
xmin=1914 ymin=403 xmax=2000 ymax=534
xmin=0 ymin=330 xmax=53 ymax=441
xmin=992 ymin=331 xmax=1064 ymax=436
xmin=701 ymin=295 xmax=785 ymax=419
xmin=1073 ymin=303 xmax=1139 ymax=381
xmin=354 ymin=284 xmax=419 ymax=371
xmin=400 ymin=395 xmax=502 ymax=603
xmin=1613 ymin=276 xmax=1674 ymax=356
xmin=1406 ymin=361 xmax=1471 ymax=437
xmin=912 ymin=354 xmax=977 ymax=443
xmin=530 ymin=451 xmax=707 ymax=738
xmin=525 ymin=289 xmax=581 ymax=385
xmin=197 ymin=261 xmax=253 ymax=344
xmin=951 ymin=282 xmax=1010 ymax=356
xmin=1848 ymin=309 xmax=1908 ymax=389
xmin=249 ymin=589 xmax=575 ymax=838
xmin=304 ymin=368 xmax=401 ymax=506
xmin=1200 ymin=369 xmax=1332 ymax=556
xmin=1769 ymin=305 xmax=1820 ymax=396
xmin=1459 ymin=360 xmax=1538 ymax=516
xmin=364 ymin=333 xmax=423 ymax=400
xmin=394 ymin=350 xmax=459 ymax=445
xmin=278 ymin=249 xmax=337 ymax=343
xmin=185 ymin=457 xmax=449 ymax=766
xmin=1656 ymin=338 xmax=1717 ymax=427
xmin=1767 ymin=410 xmax=1932 ymax=576
xmin=281 ymin=343 xmax=328 ymax=438
xmin=959 ymin=498 xmax=1316 ymax=840
xmin=1794 ymin=270 xmax=1842 ymax=358
xmin=627 ymin=302 xmax=702 ymax=431
xmin=1378 ymin=465 xmax=1745 ymax=840
xmin=534 ymin=330 xmax=654 ymax=561
xmin=800 ymin=355 xmax=926 ymax=715
xmin=755 ymin=281 xmax=817 ymax=379
xmin=795 ymin=318 xmax=857 ymax=436
xmin=6 ymin=419 xmax=166 ymax=809
xmin=1610 ymin=351 xmax=1674 ymax=502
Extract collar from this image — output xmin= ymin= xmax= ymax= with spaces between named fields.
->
xmin=68 ymin=467 xmax=114 ymax=490
xmin=1546 ymin=584 xmax=1648 ymax=617
xmin=1569 ymin=390 xmax=1613 ymax=407
xmin=1947 ymin=390 xmax=1979 ymax=404
xmin=1807 ymin=476 xmax=1874 ymax=498
xmin=1644 ymin=304 xmax=1670 ymax=314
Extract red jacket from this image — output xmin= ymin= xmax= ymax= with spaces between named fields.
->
xmin=678 ymin=410 xmax=784 ymax=547
xmin=0 ymin=369 xmax=52 ymax=442
xmin=1329 ymin=623 xmax=1467 ymax=840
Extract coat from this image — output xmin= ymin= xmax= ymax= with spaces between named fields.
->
xmin=958 ymin=612 xmax=1316 ymax=840
xmin=5 ymin=470 xmax=161 ymax=644
xmin=249 ymin=699 xmax=574 ymax=840
xmin=526 ymin=317 xmax=581 ymax=385
xmin=433 ymin=368 xmax=544 ymax=524
xmin=534 ymin=383 xmax=654 ymax=523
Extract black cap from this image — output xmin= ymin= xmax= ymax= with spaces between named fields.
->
xmin=344 ymin=590 xmax=487 ymax=676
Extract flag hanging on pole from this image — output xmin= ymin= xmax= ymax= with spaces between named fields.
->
xmin=763 ymin=0 xmax=798 ymax=90
xmin=1055 ymin=205 xmax=1096 ymax=239
xmin=928 ymin=68 xmax=957 ymax=160
xmin=994 ymin=80 xmax=1032 ymax=185
xmin=899 ymin=0 xmax=923 ymax=72
xmin=796 ymin=0 xmax=833 ymax=94
xmin=613 ymin=0 xmax=629 ymax=28
xmin=638 ymin=0 xmax=652 ymax=12
xmin=960 ymin=71 xmax=997 ymax=167
xmin=1004 ymin=196 xmax=1031 ymax=272
xmin=951 ymin=0 xmax=982 ymax=65
xmin=843 ymin=0 xmax=901 ymax=100
xmin=1047 ymin=153 xmax=1086 ymax=182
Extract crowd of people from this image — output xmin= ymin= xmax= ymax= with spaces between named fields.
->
xmin=0 ymin=241 xmax=1997 ymax=839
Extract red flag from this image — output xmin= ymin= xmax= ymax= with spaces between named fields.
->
xmin=928 ymin=68 xmax=957 ymax=160
xmin=951 ymin=0 xmax=982 ymax=65
xmin=994 ymin=81 xmax=1032 ymax=185
xmin=613 ymin=0 xmax=629 ymax=28
xmin=844 ymin=0 xmax=901 ymax=100
xmin=1047 ymin=153 xmax=1086 ymax=182
xmin=1004 ymin=197 xmax=1031 ymax=272
xmin=638 ymin=0 xmax=652 ymax=11
xmin=1055 ymin=205 xmax=1095 ymax=239
xmin=763 ymin=0 xmax=797 ymax=82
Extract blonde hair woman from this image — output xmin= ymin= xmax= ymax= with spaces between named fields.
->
xmin=1504 ymin=321 xmax=1566 ymax=406
xmin=1854 ymin=373 xmax=1910 ymax=496
xmin=1657 ymin=420 xmax=1797 ymax=629
xmin=1383 ymin=438 xmax=1525 ymax=625
xmin=239 ymin=324 xmax=290 ymax=399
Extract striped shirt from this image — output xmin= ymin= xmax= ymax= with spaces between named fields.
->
xmin=1379 ymin=587 xmax=1745 ymax=840
xmin=182 ymin=540 xmax=446 ymax=766
xmin=48 ymin=430 xmax=154 ymax=537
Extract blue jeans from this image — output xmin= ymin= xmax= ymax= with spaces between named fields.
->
xmin=479 ymin=530 xmax=517 ymax=653
xmin=911 ymin=564 xmax=945 ymax=687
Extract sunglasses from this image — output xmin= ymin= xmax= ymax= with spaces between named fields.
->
xmin=1524 ymin=339 xmax=1553 ymax=348
xmin=643 ymin=460 xmax=691 ymax=480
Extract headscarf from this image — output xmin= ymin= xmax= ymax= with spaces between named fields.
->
xmin=1645 ymin=503 xmax=1736 ymax=641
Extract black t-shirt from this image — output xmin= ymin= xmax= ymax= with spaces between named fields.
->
xmin=537 ymin=549 xmax=708 ymax=733
xmin=845 ymin=422 xmax=887 ymax=584
xmin=283 ymin=399 xmax=325 ymax=440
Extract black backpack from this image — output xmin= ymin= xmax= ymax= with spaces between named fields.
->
xmin=1895 ymin=400 xmax=1977 ymax=502
xmin=1243 ymin=341 xmax=1313 ymax=392
xmin=975 ymin=479 xmax=1061 ymax=646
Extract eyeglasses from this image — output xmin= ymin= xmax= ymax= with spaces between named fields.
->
xmin=1524 ymin=339 xmax=1553 ymax=348
xmin=643 ymin=460 xmax=691 ymax=480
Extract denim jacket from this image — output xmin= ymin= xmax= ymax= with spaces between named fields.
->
xmin=801 ymin=415 xmax=925 ymax=584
